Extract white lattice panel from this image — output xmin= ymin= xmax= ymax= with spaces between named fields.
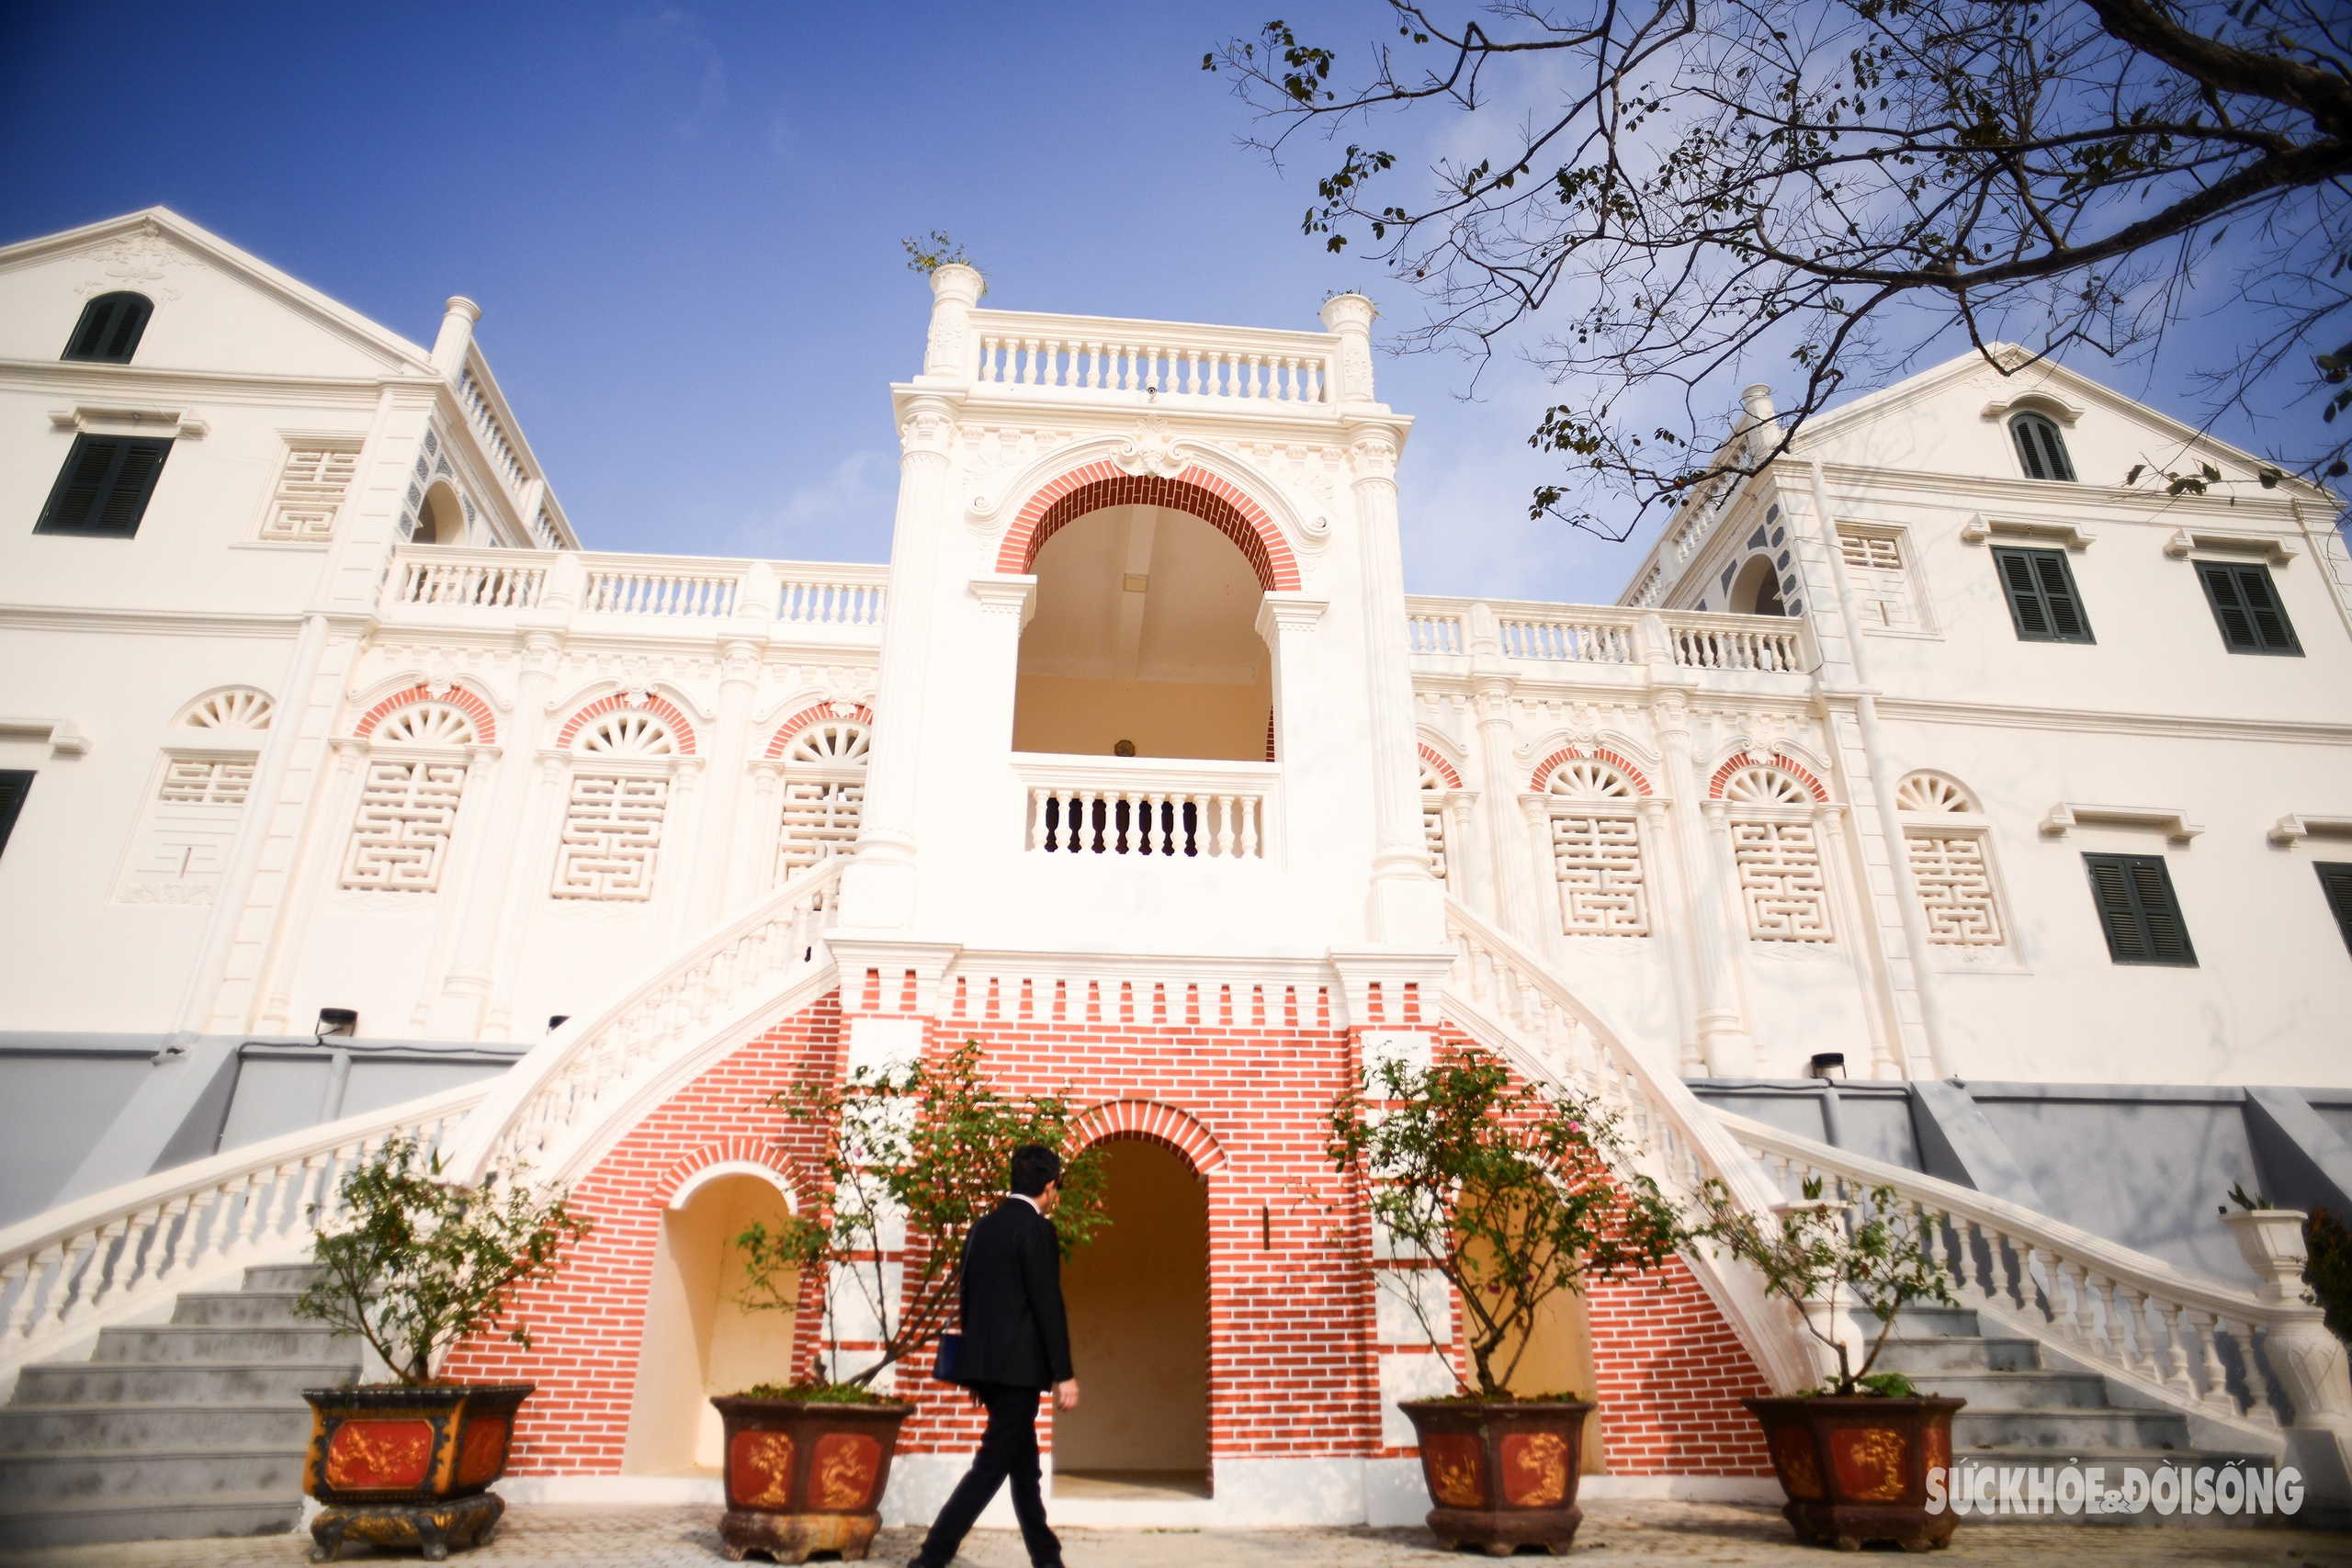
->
xmin=259 ymin=444 xmax=359 ymax=542
xmin=1549 ymin=812 xmax=1648 ymax=935
xmin=341 ymin=760 xmax=465 ymax=891
xmin=554 ymin=774 xmax=668 ymax=900
xmin=1732 ymin=819 xmax=1833 ymax=941
xmin=1838 ymin=525 xmax=1921 ymax=632
xmin=1908 ymin=832 xmax=2004 ymax=947
xmin=778 ymin=778 xmax=862 ymax=876
xmin=115 ymin=757 xmax=257 ymax=904
xmin=1421 ymin=795 xmax=1448 ymax=879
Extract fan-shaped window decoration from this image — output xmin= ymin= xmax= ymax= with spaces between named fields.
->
xmin=1896 ymin=773 xmax=1973 ymax=814
xmin=373 ymin=701 xmax=480 ymax=748
xmin=577 ymin=709 xmax=680 ymax=757
xmin=1721 ymin=766 xmax=1814 ymax=807
xmin=1544 ymin=759 xmax=1647 ymax=937
xmin=178 ymin=689 xmax=274 ymax=731
xmin=339 ymin=699 xmax=480 ymax=893
xmin=2009 ymin=412 xmax=2075 ymax=481
xmin=1721 ymin=765 xmax=1830 ymax=942
xmin=1417 ymin=759 xmax=1452 ymax=880
xmin=1896 ymin=773 xmax=2004 ymax=952
xmin=63 ymin=292 xmax=153 ymax=364
xmin=777 ymin=720 xmax=870 ymax=880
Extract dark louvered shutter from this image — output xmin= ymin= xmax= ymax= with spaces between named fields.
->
xmin=2084 ymin=852 xmax=2196 ymax=966
xmin=62 ymin=292 xmax=153 ymax=364
xmin=2319 ymin=863 xmax=2352 ymax=957
xmin=35 ymin=434 xmax=173 ymax=537
xmin=0 ymin=771 xmax=30 ymax=857
xmin=2033 ymin=552 xmax=2087 ymax=639
xmin=2196 ymin=562 xmax=2300 ymax=655
xmin=1994 ymin=546 xmax=2092 ymax=642
xmin=2010 ymin=413 xmax=2075 ymax=481
xmin=1996 ymin=548 xmax=2050 ymax=636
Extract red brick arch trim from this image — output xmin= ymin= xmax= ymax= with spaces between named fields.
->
xmin=555 ymin=692 xmax=698 ymax=755
xmin=1068 ymin=1099 xmax=1227 ymax=1179
xmin=1530 ymin=745 xmax=1653 ymax=796
xmin=764 ymin=702 xmax=876 ymax=760
xmin=1417 ymin=744 xmax=1463 ymax=790
xmin=352 ymin=683 xmax=496 ymax=744
xmin=992 ymin=464 xmax=1300 ymax=592
xmin=658 ymin=1138 xmax=808 ymax=1211
xmin=1708 ymin=750 xmax=1829 ymax=802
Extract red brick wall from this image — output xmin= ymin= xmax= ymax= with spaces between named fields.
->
xmin=445 ymin=978 xmax=1770 ymax=1478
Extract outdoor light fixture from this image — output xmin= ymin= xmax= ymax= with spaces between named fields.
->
xmin=1807 ymin=1052 xmax=1847 ymax=1080
xmin=548 ymin=1015 xmax=571 ymax=1032
xmin=315 ymin=1008 xmax=358 ymax=1042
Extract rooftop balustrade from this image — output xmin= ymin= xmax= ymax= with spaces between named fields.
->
xmin=380 ymin=546 xmax=888 ymax=636
xmin=1404 ymin=597 xmax=1812 ymax=678
xmin=961 ymin=309 xmax=1342 ymax=411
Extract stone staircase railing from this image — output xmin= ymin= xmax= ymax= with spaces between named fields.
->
xmin=0 ymin=1086 xmax=483 ymax=1382
xmin=1435 ymin=898 xmax=1817 ymax=1393
xmin=1719 ymin=1109 xmax=2352 ymax=1472
xmin=443 ymin=858 xmax=845 ymax=1184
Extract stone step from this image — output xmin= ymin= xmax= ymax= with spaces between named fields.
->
xmin=0 ymin=1400 xmax=315 ymax=1452
xmin=9 ymin=1359 xmax=356 ymax=1407
xmin=1956 ymin=1405 xmax=2192 ymax=1451
xmin=88 ymin=1323 xmax=350 ymax=1364
xmin=241 ymin=1264 xmax=322 ymax=1293
xmin=0 ymin=1446 xmax=309 ymax=1509
xmin=1872 ymin=1335 xmax=2042 ymax=1373
xmin=170 ymin=1289 xmax=308 ymax=1326
xmin=1851 ymin=1305 xmax=1982 ymax=1339
xmin=0 ymin=1490 xmax=303 ymax=1550
xmin=1905 ymin=1369 xmax=2115 ymax=1410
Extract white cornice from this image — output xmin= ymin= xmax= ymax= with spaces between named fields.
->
xmin=0 ymin=604 xmax=313 ymax=637
xmin=2268 ymin=814 xmax=2352 ymax=845
xmin=2162 ymin=527 xmax=2297 ymax=565
xmin=1960 ymin=513 xmax=2096 ymax=550
xmin=48 ymin=404 xmax=209 ymax=439
xmin=1874 ymin=694 xmax=2352 ymax=747
xmin=0 ymin=718 xmax=91 ymax=756
xmin=1818 ymin=462 xmax=2307 ymax=525
xmin=2041 ymin=802 xmax=2203 ymax=844
xmin=0 ymin=358 xmax=424 ymax=407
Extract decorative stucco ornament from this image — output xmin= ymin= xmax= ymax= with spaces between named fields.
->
xmin=74 ymin=219 xmax=205 ymax=300
xmin=1114 ymin=415 xmax=1188 ymax=479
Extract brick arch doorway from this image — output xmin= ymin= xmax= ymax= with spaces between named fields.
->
xmin=1052 ymin=1135 xmax=1211 ymax=1498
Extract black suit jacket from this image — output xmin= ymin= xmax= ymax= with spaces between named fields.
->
xmin=953 ymin=1196 xmax=1073 ymax=1390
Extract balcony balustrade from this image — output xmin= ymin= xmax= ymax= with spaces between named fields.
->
xmin=965 ymin=310 xmax=1340 ymax=410
xmin=1014 ymin=756 xmax=1279 ymax=863
xmin=380 ymin=546 xmax=888 ymax=632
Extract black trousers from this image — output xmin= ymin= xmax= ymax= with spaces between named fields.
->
xmin=914 ymin=1382 xmax=1060 ymax=1568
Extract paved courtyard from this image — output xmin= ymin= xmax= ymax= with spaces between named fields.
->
xmin=1 ymin=1502 xmax=2345 ymax=1568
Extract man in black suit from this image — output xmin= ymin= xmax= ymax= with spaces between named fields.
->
xmin=910 ymin=1144 xmax=1079 ymax=1568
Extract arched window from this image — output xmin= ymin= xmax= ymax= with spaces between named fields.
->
xmin=776 ymin=717 xmax=870 ymax=879
xmin=342 ymin=699 xmax=481 ymax=893
xmin=1896 ymin=772 xmax=2006 ymax=954
xmin=1721 ymin=763 xmax=1832 ymax=942
xmin=62 ymin=292 xmax=153 ymax=364
xmin=1544 ymin=759 xmax=1647 ymax=936
xmin=1417 ymin=757 xmax=1453 ymax=882
xmin=2008 ymin=412 xmax=2075 ymax=481
xmin=556 ymin=705 xmax=683 ymax=901
xmin=1730 ymin=555 xmax=1787 ymax=617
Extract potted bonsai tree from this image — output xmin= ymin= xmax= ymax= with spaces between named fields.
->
xmin=716 ymin=1039 xmax=1105 ymax=1565
xmin=1329 ymin=1043 xmax=1686 ymax=1555
xmin=1698 ymin=1175 xmax=1963 ymax=1552
xmin=291 ymin=1133 xmax=592 ymax=1562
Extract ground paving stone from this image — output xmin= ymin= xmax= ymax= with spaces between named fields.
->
xmin=0 ymin=1502 xmax=2343 ymax=1567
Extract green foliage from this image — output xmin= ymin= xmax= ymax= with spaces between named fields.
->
xmin=292 ymin=1134 xmax=592 ymax=1386
xmin=2304 ymin=1205 xmax=2352 ymax=1347
xmin=900 ymin=231 xmax=972 ymax=276
xmin=738 ymin=1380 xmax=904 ymax=1404
xmin=1328 ymin=1046 xmax=1688 ymax=1400
xmin=736 ymin=1038 xmax=1107 ymax=1390
xmin=2225 ymin=1180 xmax=2273 ymax=1213
xmin=1697 ymin=1179 xmax=1954 ymax=1396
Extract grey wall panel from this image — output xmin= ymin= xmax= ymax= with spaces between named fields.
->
xmin=0 ymin=1052 xmax=153 ymax=1224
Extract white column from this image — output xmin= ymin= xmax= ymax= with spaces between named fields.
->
xmin=482 ymin=751 xmax=571 ymax=1041
xmin=662 ymin=757 xmax=706 ymax=949
xmin=1518 ymin=793 xmax=1563 ymax=964
xmin=1815 ymin=803 xmax=1901 ymax=1077
xmin=1443 ymin=791 xmax=1480 ymax=907
xmin=254 ymin=738 xmax=368 ymax=1033
xmin=1344 ymin=424 xmax=1444 ymax=943
xmin=1470 ymin=668 xmax=1539 ymax=943
xmin=428 ymin=631 xmax=561 ymax=1037
xmin=686 ymin=628 xmax=767 ymax=929
xmin=429 ymin=297 xmax=480 ymax=378
xmin=1652 ymin=689 xmax=1756 ymax=1072
xmin=1637 ymin=796 xmax=1707 ymax=1074
xmin=410 ymin=742 xmax=502 ymax=1033
xmin=838 ymin=392 xmax=958 ymax=931
xmin=743 ymin=762 xmax=785 ymax=900
xmin=175 ymin=613 xmax=329 ymax=1037
xmin=921 ymin=264 xmax=985 ymax=378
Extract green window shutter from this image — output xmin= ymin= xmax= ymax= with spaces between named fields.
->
xmin=35 ymin=434 xmax=173 ymax=538
xmin=2083 ymin=852 xmax=2197 ymax=966
xmin=2196 ymin=562 xmax=2300 ymax=654
xmin=2010 ymin=413 xmax=2076 ymax=481
xmin=62 ymin=292 xmax=153 ymax=364
xmin=1994 ymin=546 xmax=2092 ymax=643
xmin=0 ymin=771 xmax=30 ymax=857
xmin=2319 ymin=863 xmax=2352 ymax=957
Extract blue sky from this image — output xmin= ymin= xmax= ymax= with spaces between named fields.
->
xmin=3 ymin=4 xmax=2314 ymax=601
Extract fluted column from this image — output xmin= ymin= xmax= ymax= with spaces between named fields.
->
xmin=686 ymin=629 xmax=767 ymax=929
xmin=1654 ymin=690 xmax=1756 ymax=1070
xmin=1518 ymin=793 xmax=1563 ymax=963
xmin=1470 ymin=667 xmax=1539 ymax=944
xmin=1638 ymin=795 xmax=1706 ymax=1073
xmin=838 ymin=392 xmax=957 ymax=931
xmin=1345 ymin=424 xmax=1444 ymax=943
xmin=429 ymin=631 xmax=560 ymax=1037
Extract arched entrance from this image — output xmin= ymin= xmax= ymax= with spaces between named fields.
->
xmin=621 ymin=1168 xmax=798 ymax=1474
xmin=1052 ymin=1137 xmax=1210 ymax=1497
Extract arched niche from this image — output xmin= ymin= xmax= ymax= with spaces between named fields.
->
xmin=414 ymin=482 xmax=466 ymax=546
xmin=1012 ymin=502 xmax=1271 ymax=761
xmin=621 ymin=1167 xmax=799 ymax=1475
xmin=1729 ymin=554 xmax=1787 ymax=616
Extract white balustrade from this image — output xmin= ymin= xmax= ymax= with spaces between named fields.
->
xmin=390 ymin=549 xmax=547 ymax=609
xmin=1406 ymin=613 xmax=1464 ymax=655
xmin=1662 ymin=618 xmax=1805 ymax=671
xmin=775 ymin=572 xmax=888 ymax=626
xmin=967 ymin=310 xmax=1336 ymax=406
xmin=1403 ymin=597 xmax=1806 ymax=673
xmin=456 ymin=368 xmax=531 ymax=497
xmin=583 ymin=565 xmax=741 ymax=618
xmin=1497 ymin=615 xmax=1638 ymax=664
xmin=1014 ymin=759 xmax=1279 ymax=862
xmin=1716 ymin=1110 xmax=2352 ymax=1440
xmin=0 ymin=1087 xmax=482 ymax=1375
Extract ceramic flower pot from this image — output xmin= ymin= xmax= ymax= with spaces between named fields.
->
xmin=2221 ymin=1207 xmax=2311 ymax=1301
xmin=1744 ymin=1393 xmax=1965 ymax=1551
xmin=300 ymin=1382 xmax=532 ymax=1561
xmin=710 ymin=1394 xmax=913 ymax=1564
xmin=1398 ymin=1398 xmax=1594 ymax=1555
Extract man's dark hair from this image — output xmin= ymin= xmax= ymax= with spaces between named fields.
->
xmin=1009 ymin=1144 xmax=1061 ymax=1198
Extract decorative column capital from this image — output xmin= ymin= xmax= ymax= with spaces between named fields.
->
xmin=1255 ymin=592 xmax=1329 ymax=642
xmin=968 ymin=574 xmax=1039 ymax=626
xmin=899 ymin=396 xmax=959 ymax=464
xmin=1347 ymin=427 xmax=1403 ymax=483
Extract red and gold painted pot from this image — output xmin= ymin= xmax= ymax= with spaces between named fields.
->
xmin=1398 ymin=1398 xmax=1594 ymax=1555
xmin=300 ymin=1382 xmax=532 ymax=1506
xmin=710 ymin=1395 xmax=913 ymax=1565
xmin=1745 ymin=1393 xmax=1965 ymax=1551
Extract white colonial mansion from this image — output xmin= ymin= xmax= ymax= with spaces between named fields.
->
xmin=1 ymin=208 xmax=2348 ymax=1545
